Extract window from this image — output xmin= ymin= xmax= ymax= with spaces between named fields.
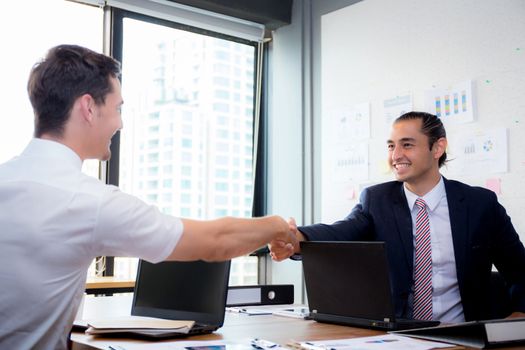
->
xmin=215 ymin=209 xmax=228 ymax=216
xmin=214 ymin=77 xmax=230 ymax=87
xmin=216 ymin=169 xmax=229 ymax=178
xmin=182 ymin=139 xmax=192 ymax=148
xmin=216 ymin=143 xmax=229 ymax=152
xmin=215 ymin=90 xmax=230 ymax=99
xmin=112 ymin=9 xmax=261 ymax=285
xmin=181 ymin=193 xmax=191 ymax=203
xmin=215 ymin=182 xmax=229 ymax=191
xmin=214 ymin=103 xmax=230 ymax=113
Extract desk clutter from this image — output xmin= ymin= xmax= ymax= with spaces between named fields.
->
xmin=73 ymin=256 xmax=525 ymax=349
xmin=287 ymin=334 xmax=453 ymax=350
xmin=85 ymin=317 xmax=194 ymax=337
xmin=79 ymin=336 xmax=455 ymax=350
xmin=72 ymin=295 xmax=525 ymax=350
xmin=226 ymin=305 xmax=309 ymax=319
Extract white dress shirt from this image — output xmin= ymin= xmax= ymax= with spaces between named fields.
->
xmin=0 ymin=139 xmax=183 ymax=349
xmin=404 ymin=177 xmax=465 ymax=323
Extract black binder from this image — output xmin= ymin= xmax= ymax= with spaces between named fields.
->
xmin=392 ymin=317 xmax=525 ymax=348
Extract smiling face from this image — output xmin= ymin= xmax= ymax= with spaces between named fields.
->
xmin=387 ymin=118 xmax=446 ymax=195
xmin=89 ymin=76 xmax=124 ymax=161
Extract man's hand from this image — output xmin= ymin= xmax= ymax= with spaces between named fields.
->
xmin=269 ymin=217 xmax=301 ymax=261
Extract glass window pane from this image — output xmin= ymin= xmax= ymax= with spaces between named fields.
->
xmin=117 ymin=17 xmax=258 ymax=285
xmin=0 ymin=0 xmax=103 ymax=276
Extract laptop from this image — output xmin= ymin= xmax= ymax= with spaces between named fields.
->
xmin=131 ymin=259 xmax=231 ymax=337
xmin=300 ymin=241 xmax=440 ymax=331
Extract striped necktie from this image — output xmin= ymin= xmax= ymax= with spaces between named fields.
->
xmin=413 ymin=198 xmax=433 ymax=320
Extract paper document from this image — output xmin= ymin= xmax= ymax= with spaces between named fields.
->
xmin=272 ymin=307 xmax=310 ymax=319
xmin=118 ymin=339 xmax=287 ymax=350
xmin=86 ymin=316 xmax=194 ymax=336
xmin=226 ymin=307 xmax=273 ymax=315
xmin=294 ymin=334 xmax=454 ymax=350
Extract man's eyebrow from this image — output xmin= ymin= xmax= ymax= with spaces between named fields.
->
xmin=387 ymin=137 xmax=416 ymax=142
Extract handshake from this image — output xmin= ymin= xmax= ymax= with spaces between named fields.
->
xmin=268 ymin=217 xmax=302 ymax=261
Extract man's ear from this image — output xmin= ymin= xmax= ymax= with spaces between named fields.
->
xmin=78 ymin=94 xmax=95 ymax=126
xmin=433 ymin=137 xmax=447 ymax=160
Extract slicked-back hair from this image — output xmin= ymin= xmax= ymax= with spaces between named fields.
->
xmin=27 ymin=44 xmax=121 ymax=138
xmin=395 ymin=111 xmax=448 ymax=167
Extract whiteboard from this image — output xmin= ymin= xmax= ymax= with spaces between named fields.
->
xmin=320 ymin=0 xmax=525 ymax=241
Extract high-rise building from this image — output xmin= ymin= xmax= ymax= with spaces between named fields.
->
xmin=113 ymin=30 xmax=258 ymax=285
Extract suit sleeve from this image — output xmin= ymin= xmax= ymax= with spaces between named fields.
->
xmin=298 ymin=188 xmax=374 ymax=242
xmin=491 ymin=193 xmax=525 ymax=312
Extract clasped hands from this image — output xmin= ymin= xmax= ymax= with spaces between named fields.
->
xmin=270 ymin=217 xmax=300 ymax=261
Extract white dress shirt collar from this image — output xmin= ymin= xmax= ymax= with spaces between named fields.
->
xmin=22 ymin=138 xmax=83 ymax=170
xmin=404 ymin=176 xmax=446 ymax=212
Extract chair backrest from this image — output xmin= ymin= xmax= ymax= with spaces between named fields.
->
xmin=489 ymin=270 xmax=512 ymax=319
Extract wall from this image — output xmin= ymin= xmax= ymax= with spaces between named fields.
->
xmin=267 ymin=0 xmax=525 ymax=300
xmin=319 ymin=0 xmax=525 ymax=240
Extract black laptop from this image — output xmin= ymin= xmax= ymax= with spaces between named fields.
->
xmin=300 ymin=241 xmax=440 ymax=331
xmin=131 ymin=259 xmax=231 ymax=337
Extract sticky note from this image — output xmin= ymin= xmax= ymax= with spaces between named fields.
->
xmin=485 ymin=178 xmax=501 ymax=195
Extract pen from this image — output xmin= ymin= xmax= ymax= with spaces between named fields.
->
xmin=251 ymin=338 xmax=279 ymax=349
xmin=108 ymin=346 xmax=127 ymax=350
xmin=226 ymin=307 xmax=246 ymax=313
xmin=301 ymin=342 xmax=335 ymax=350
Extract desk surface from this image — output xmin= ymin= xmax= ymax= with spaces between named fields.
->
xmin=71 ymin=296 xmax=525 ymax=350
xmin=85 ymin=276 xmax=135 ymax=289
xmin=85 ymin=276 xmax=135 ymax=295
xmin=72 ymin=312 xmax=384 ymax=350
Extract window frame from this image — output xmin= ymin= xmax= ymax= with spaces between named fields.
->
xmin=102 ymin=7 xmax=268 ymax=277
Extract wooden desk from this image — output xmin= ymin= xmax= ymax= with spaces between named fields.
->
xmin=71 ymin=296 xmax=384 ymax=350
xmin=85 ymin=276 xmax=135 ymax=295
xmin=71 ymin=296 xmax=525 ymax=350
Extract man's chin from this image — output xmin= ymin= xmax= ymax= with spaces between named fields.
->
xmin=393 ymin=172 xmax=407 ymax=182
xmin=100 ymin=151 xmax=111 ymax=161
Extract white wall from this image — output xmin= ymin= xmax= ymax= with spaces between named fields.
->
xmin=320 ymin=0 xmax=525 ymax=240
xmin=267 ymin=0 xmax=525 ymax=299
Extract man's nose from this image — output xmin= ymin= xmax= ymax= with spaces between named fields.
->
xmin=391 ymin=146 xmax=402 ymax=160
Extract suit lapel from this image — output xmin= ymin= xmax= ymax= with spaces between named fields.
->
xmin=444 ymin=179 xmax=468 ymax=288
xmin=392 ymin=183 xmax=414 ymax=270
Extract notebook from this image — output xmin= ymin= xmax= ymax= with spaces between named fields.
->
xmin=130 ymin=259 xmax=231 ymax=337
xmin=300 ymin=241 xmax=440 ymax=331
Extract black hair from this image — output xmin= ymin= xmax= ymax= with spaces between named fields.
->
xmin=395 ymin=111 xmax=447 ymax=167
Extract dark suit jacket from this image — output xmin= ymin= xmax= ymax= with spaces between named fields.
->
xmin=299 ymin=178 xmax=525 ymax=321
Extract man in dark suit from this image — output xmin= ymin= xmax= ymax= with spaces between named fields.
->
xmin=270 ymin=111 xmax=525 ymax=322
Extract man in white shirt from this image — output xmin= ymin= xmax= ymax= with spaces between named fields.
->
xmin=270 ymin=111 xmax=525 ymax=323
xmin=0 ymin=44 xmax=294 ymax=349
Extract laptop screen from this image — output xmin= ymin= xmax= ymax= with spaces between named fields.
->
xmin=131 ymin=259 xmax=231 ymax=326
xmin=301 ymin=241 xmax=395 ymax=322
